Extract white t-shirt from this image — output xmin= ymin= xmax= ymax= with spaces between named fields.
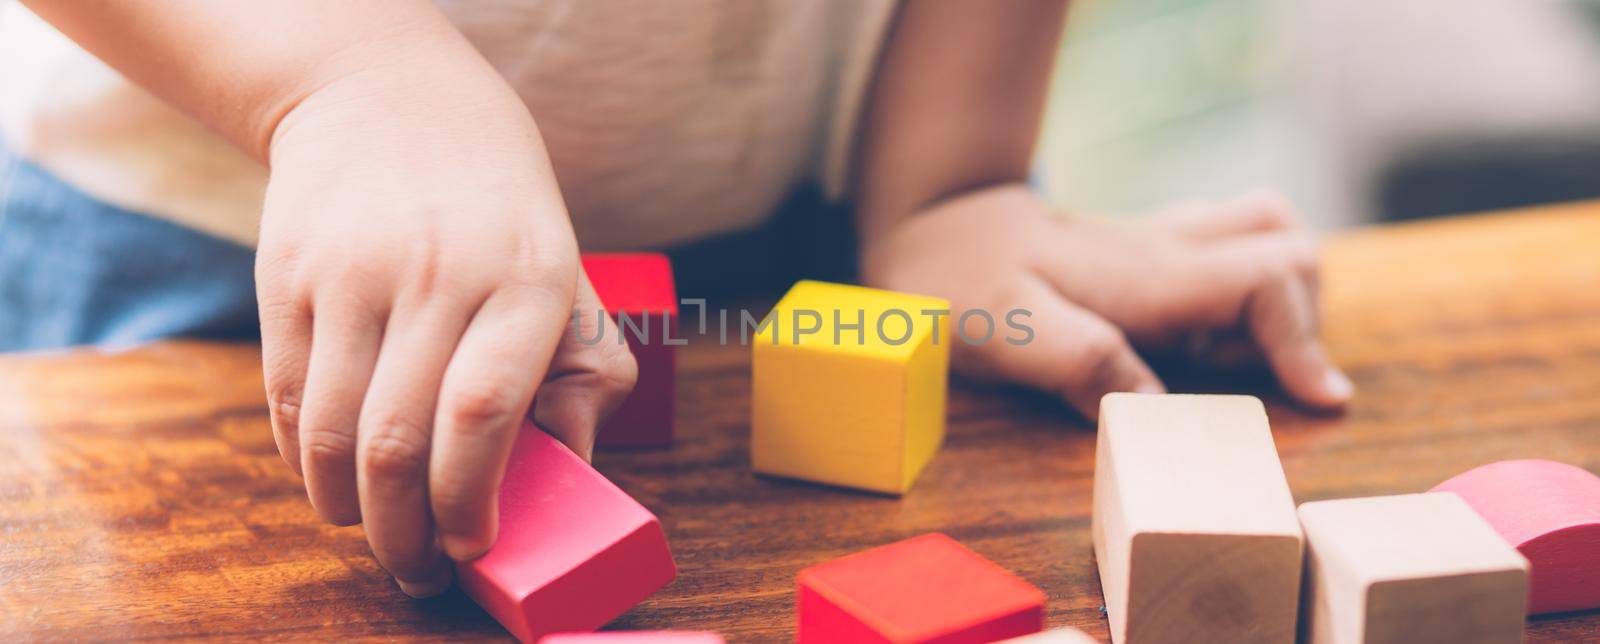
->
xmin=0 ymin=0 xmax=896 ymax=249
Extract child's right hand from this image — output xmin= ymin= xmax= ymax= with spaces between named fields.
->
xmin=255 ymin=63 xmax=637 ymax=598
xmin=23 ymin=0 xmax=638 ymax=602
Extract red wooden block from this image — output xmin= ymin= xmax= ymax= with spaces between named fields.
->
xmin=457 ymin=422 xmax=677 ymax=642
xmin=1431 ymin=459 xmax=1600 ymax=614
xmin=539 ymin=632 xmax=724 ymax=643
xmin=582 ymin=253 xmax=678 ymax=449
xmin=796 ymin=533 xmax=1046 ymax=643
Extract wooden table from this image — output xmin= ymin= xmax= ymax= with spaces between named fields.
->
xmin=4 ymin=203 xmax=1600 ymax=642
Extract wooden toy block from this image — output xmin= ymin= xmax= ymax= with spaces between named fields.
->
xmin=1297 ymin=493 xmax=1530 ymax=644
xmin=539 ymin=632 xmax=724 ymax=644
xmin=796 ymin=533 xmax=1045 ymax=643
xmin=583 ymin=253 xmax=678 ymax=449
xmin=751 ymin=280 xmax=950 ymax=494
xmin=1000 ymin=628 xmax=1100 ymax=643
xmin=1091 ymin=393 xmax=1303 ymax=644
xmin=457 ymin=421 xmax=677 ymax=643
xmin=1431 ymin=459 xmax=1600 ymax=614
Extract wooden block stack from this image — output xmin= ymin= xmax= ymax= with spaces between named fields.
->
xmin=1091 ymin=393 xmax=1303 ymax=643
xmin=583 ymin=253 xmax=678 ymax=449
xmin=1432 ymin=459 xmax=1600 ymax=615
xmin=1297 ymin=493 xmax=1529 ymax=644
xmin=457 ymin=422 xmax=677 ymax=643
xmin=752 ymin=281 xmax=950 ymax=494
xmin=796 ymin=533 xmax=1045 ymax=643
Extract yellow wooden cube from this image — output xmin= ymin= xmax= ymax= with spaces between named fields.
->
xmin=751 ymin=280 xmax=951 ymax=495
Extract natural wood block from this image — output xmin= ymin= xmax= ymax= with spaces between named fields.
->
xmin=752 ymin=281 xmax=950 ymax=494
xmin=1297 ymin=493 xmax=1529 ymax=644
xmin=1431 ymin=459 xmax=1600 ymax=614
xmin=796 ymin=533 xmax=1045 ymax=643
xmin=1000 ymin=627 xmax=1100 ymax=643
xmin=1091 ymin=393 xmax=1303 ymax=644
xmin=583 ymin=253 xmax=678 ymax=449
xmin=539 ymin=632 xmax=724 ymax=643
xmin=457 ymin=422 xmax=677 ymax=643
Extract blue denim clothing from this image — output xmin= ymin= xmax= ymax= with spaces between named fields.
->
xmin=0 ymin=144 xmax=259 ymax=351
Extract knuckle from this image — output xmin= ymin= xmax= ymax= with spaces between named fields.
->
xmin=444 ymin=383 xmax=522 ymax=433
xmin=1287 ymin=236 xmax=1321 ymax=278
xmin=596 ymin=339 xmax=639 ymax=396
xmin=1245 ymin=189 xmax=1299 ymax=227
xmin=1065 ymin=326 xmax=1130 ymax=393
xmin=265 ymin=385 xmax=303 ymax=433
xmin=399 ymin=233 xmax=455 ymax=299
xmin=517 ymin=239 xmax=577 ymax=279
xmin=507 ymin=252 xmax=578 ymax=300
xmin=327 ymin=258 xmax=385 ymax=289
xmin=254 ymin=243 xmax=300 ymax=288
xmin=361 ymin=428 xmax=432 ymax=481
xmin=1078 ymin=324 xmax=1127 ymax=359
xmin=301 ymin=427 xmax=356 ymax=472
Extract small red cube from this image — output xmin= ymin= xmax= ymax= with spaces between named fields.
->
xmin=797 ymin=533 xmax=1046 ymax=643
xmin=582 ymin=253 xmax=679 ymax=449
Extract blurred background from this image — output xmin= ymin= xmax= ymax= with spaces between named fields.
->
xmin=1037 ymin=0 xmax=1600 ymax=227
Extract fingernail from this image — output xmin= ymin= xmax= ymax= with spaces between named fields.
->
xmin=397 ymin=576 xmax=451 ymax=599
xmin=1324 ymin=368 xmax=1354 ymax=401
xmin=441 ymin=533 xmax=493 ymax=561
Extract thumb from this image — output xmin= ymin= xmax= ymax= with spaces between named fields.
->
xmin=531 ymin=270 xmax=638 ymax=461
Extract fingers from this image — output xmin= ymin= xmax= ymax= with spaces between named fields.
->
xmin=531 ymin=273 xmax=638 ymax=462
xmin=1243 ymin=271 xmax=1353 ymax=409
xmin=1185 ymin=233 xmax=1352 ymax=409
xmin=259 ymin=288 xmax=312 ymax=476
xmin=297 ymin=304 xmax=385 ymax=526
xmin=355 ymin=303 xmax=473 ymax=598
xmin=966 ymin=275 xmax=1164 ymax=419
xmin=429 ymin=282 xmax=573 ymax=562
xmin=1154 ymin=189 xmax=1301 ymax=242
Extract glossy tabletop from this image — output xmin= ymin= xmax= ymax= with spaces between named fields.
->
xmin=3 ymin=203 xmax=1599 ymax=641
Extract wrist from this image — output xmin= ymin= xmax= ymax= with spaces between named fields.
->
xmin=263 ymin=28 xmax=532 ymax=165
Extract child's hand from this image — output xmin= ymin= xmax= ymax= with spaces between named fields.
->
xmin=255 ymin=69 xmax=636 ymax=597
xmin=862 ymin=184 xmax=1351 ymax=418
xmin=24 ymin=0 xmax=637 ymax=600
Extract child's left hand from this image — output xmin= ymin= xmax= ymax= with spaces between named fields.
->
xmin=861 ymin=184 xmax=1352 ymax=419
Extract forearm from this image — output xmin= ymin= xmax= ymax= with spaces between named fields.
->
xmin=852 ymin=0 xmax=1068 ymax=246
xmin=22 ymin=0 xmax=516 ymax=162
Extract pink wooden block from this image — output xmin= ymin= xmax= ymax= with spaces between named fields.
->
xmin=1431 ymin=459 xmax=1600 ymax=614
xmin=457 ymin=422 xmax=677 ymax=642
xmin=539 ymin=632 xmax=724 ymax=644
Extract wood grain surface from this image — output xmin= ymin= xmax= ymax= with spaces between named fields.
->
xmin=3 ymin=203 xmax=1600 ymax=642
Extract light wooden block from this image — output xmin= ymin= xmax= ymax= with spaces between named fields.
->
xmin=752 ymin=280 xmax=950 ymax=494
xmin=539 ymin=632 xmax=724 ymax=644
xmin=1432 ymin=459 xmax=1600 ymax=614
xmin=797 ymin=533 xmax=1045 ymax=643
xmin=1000 ymin=627 xmax=1100 ymax=643
xmin=457 ymin=422 xmax=677 ymax=643
xmin=1297 ymin=493 xmax=1529 ymax=644
xmin=1091 ymin=393 xmax=1303 ymax=644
